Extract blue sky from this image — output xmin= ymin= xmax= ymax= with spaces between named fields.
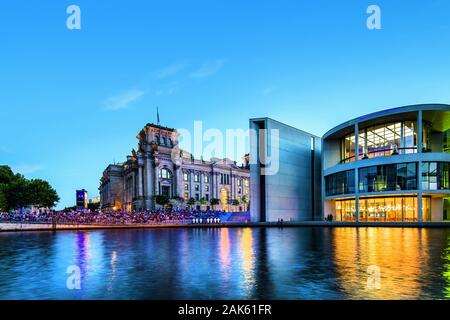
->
xmin=1 ymin=0 xmax=450 ymax=209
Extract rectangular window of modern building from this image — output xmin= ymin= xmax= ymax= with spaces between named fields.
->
xmin=194 ymin=174 xmax=199 ymax=182
xmin=358 ymin=162 xmax=417 ymax=193
xmin=325 ymin=170 xmax=355 ymax=196
xmin=422 ymin=162 xmax=450 ymax=190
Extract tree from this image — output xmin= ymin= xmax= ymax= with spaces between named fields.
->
xmin=87 ymin=202 xmax=100 ymax=211
xmin=155 ymin=195 xmax=170 ymax=207
xmin=0 ymin=166 xmax=14 ymax=185
xmin=6 ymin=173 xmax=30 ymax=210
xmin=199 ymin=197 xmax=207 ymax=206
xmin=27 ymin=179 xmax=59 ymax=208
xmin=210 ymin=198 xmax=220 ymax=210
xmin=232 ymin=199 xmax=240 ymax=206
xmin=0 ymin=190 xmax=7 ymax=211
xmin=0 ymin=166 xmax=60 ymax=210
xmin=187 ymin=197 xmax=196 ymax=207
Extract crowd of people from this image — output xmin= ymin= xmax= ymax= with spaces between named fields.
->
xmin=0 ymin=208 xmax=227 ymax=225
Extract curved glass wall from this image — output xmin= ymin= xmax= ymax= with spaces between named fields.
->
xmin=334 ymin=196 xmax=430 ymax=222
xmin=422 ymin=162 xmax=450 ymax=190
xmin=358 ymin=163 xmax=417 ymax=193
xmin=325 ymin=170 xmax=355 ymax=196
xmin=341 ymin=121 xmax=417 ymax=163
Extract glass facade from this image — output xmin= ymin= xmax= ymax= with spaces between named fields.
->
xmin=444 ymin=130 xmax=450 ymax=153
xmin=341 ymin=121 xmax=417 ymax=163
xmin=335 ymin=196 xmax=430 ymax=222
xmin=422 ymin=162 xmax=450 ymax=190
xmin=358 ymin=163 xmax=417 ymax=193
xmin=335 ymin=199 xmax=356 ymax=222
xmin=325 ymin=170 xmax=355 ymax=196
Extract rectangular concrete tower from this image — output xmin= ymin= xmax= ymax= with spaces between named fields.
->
xmin=249 ymin=118 xmax=322 ymax=222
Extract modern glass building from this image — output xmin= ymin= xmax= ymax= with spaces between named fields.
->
xmin=322 ymin=104 xmax=450 ymax=222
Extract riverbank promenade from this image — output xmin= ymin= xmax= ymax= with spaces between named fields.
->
xmin=1 ymin=220 xmax=450 ymax=232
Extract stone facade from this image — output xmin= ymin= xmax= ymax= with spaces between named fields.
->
xmin=99 ymin=123 xmax=250 ymax=212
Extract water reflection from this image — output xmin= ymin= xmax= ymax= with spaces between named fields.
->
xmin=0 ymin=227 xmax=450 ymax=299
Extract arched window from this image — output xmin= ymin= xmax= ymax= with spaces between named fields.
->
xmin=154 ymin=135 xmax=159 ymax=144
xmin=161 ymin=137 xmax=166 ymax=146
xmin=159 ymin=168 xmax=172 ymax=179
xmin=167 ymin=138 xmax=172 ymax=147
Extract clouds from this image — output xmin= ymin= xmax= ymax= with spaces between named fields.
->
xmin=155 ymin=62 xmax=187 ymax=80
xmin=102 ymin=59 xmax=225 ymax=109
xmin=189 ymin=60 xmax=225 ymax=79
xmin=103 ymin=89 xmax=145 ymax=110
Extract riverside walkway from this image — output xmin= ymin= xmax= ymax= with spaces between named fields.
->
xmin=1 ymin=220 xmax=450 ymax=232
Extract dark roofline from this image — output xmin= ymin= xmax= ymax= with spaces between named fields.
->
xmin=145 ymin=123 xmax=176 ymax=132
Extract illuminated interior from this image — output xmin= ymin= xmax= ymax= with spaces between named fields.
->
xmin=334 ymin=196 xmax=431 ymax=222
xmin=341 ymin=121 xmax=417 ymax=163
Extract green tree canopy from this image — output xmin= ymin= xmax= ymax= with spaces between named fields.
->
xmin=0 ymin=165 xmax=59 ymax=210
xmin=27 ymin=179 xmax=59 ymax=208
xmin=155 ymin=195 xmax=170 ymax=206
xmin=187 ymin=197 xmax=196 ymax=206
xmin=232 ymin=199 xmax=240 ymax=206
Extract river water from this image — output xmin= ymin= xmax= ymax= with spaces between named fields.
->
xmin=0 ymin=227 xmax=450 ymax=299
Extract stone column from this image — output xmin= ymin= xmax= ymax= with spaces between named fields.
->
xmin=154 ymin=164 xmax=159 ymax=196
xmin=176 ymin=166 xmax=183 ymax=198
xmin=189 ymin=170 xmax=194 ymax=200
xmin=146 ymin=156 xmax=153 ymax=209
xmin=137 ymin=157 xmax=144 ymax=210
xmin=138 ymin=162 xmax=143 ymax=198
xmin=200 ymin=171 xmax=204 ymax=199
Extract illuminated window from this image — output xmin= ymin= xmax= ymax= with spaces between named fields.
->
xmin=194 ymin=173 xmax=199 ymax=182
xmin=183 ymin=172 xmax=189 ymax=181
xmin=159 ymin=168 xmax=172 ymax=179
xmin=184 ymin=192 xmax=189 ymax=201
xmin=341 ymin=121 xmax=418 ymax=163
xmin=184 ymin=184 xmax=188 ymax=190
xmin=204 ymin=175 xmax=209 ymax=183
